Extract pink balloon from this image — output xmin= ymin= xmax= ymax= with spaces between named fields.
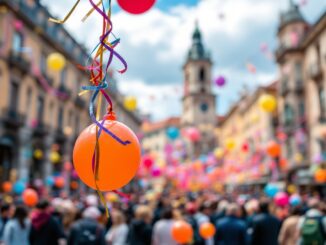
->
xmin=14 ymin=20 xmax=23 ymax=31
xmin=274 ymin=192 xmax=289 ymax=207
xmin=186 ymin=127 xmax=201 ymax=142
xmin=151 ymin=168 xmax=161 ymax=177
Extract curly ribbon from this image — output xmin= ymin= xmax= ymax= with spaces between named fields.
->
xmin=50 ymin=0 xmax=131 ymax=217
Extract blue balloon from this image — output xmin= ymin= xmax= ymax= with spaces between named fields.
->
xmin=166 ymin=127 xmax=180 ymax=140
xmin=45 ymin=176 xmax=55 ymax=187
xmin=264 ymin=184 xmax=279 ymax=198
xmin=199 ymin=154 xmax=208 ymax=163
xmin=13 ymin=181 xmax=26 ymax=195
xmin=289 ymin=195 xmax=301 ymax=206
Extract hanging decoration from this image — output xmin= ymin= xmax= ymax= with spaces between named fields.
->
xmin=199 ymin=222 xmax=216 ymax=239
xmin=266 ymin=141 xmax=281 ymax=158
xmin=50 ymin=0 xmax=142 ymax=216
xmin=2 ymin=181 xmax=12 ymax=193
xmin=123 ymin=96 xmax=137 ymax=111
xmin=215 ymin=76 xmax=226 ymax=87
xmin=171 ymin=221 xmax=193 ymax=244
xmin=22 ymin=189 xmax=39 ymax=207
xmin=166 ymin=127 xmax=180 ymax=140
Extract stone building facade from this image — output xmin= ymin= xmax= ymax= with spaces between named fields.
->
xmin=0 ymin=0 xmax=141 ymax=183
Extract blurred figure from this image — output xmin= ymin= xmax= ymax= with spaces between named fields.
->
xmin=194 ymin=203 xmax=213 ymax=245
xmin=215 ymin=203 xmax=247 ymax=245
xmin=0 ymin=204 xmax=11 ymax=242
xmin=29 ymin=200 xmax=65 ymax=245
xmin=3 ymin=205 xmax=30 ymax=245
xmin=152 ymin=207 xmax=177 ymax=245
xmin=278 ymin=205 xmax=302 ymax=245
xmin=297 ymin=199 xmax=326 ymax=245
xmin=127 ymin=205 xmax=152 ymax=245
xmin=68 ymin=206 xmax=105 ymax=245
xmin=105 ymin=210 xmax=128 ymax=245
xmin=251 ymin=199 xmax=281 ymax=245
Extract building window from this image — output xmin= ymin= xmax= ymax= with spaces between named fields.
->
xmin=60 ymin=67 xmax=67 ymax=86
xmin=40 ymin=51 xmax=47 ymax=75
xmin=58 ymin=106 xmax=64 ymax=129
xmin=9 ymin=82 xmax=19 ymax=112
xmin=75 ymin=114 xmax=80 ymax=136
xmin=36 ymin=95 xmax=44 ymax=123
xmin=318 ymin=84 xmax=326 ymax=119
xmin=298 ymin=101 xmax=305 ymax=118
xmin=12 ymin=31 xmax=23 ymax=53
xmin=286 ymin=139 xmax=293 ymax=159
xmin=48 ymin=102 xmax=54 ymax=128
xmin=284 ymin=104 xmax=294 ymax=125
xmin=25 ymin=87 xmax=32 ymax=123
xmin=199 ymin=67 xmax=205 ymax=82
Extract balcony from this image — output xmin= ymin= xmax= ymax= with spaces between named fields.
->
xmin=280 ymin=81 xmax=290 ymax=96
xmin=309 ymin=63 xmax=322 ymax=80
xmin=275 ymin=43 xmax=302 ymax=62
xmin=33 ymin=122 xmax=48 ymax=137
xmin=294 ymin=80 xmax=304 ymax=93
xmin=1 ymin=109 xmax=25 ymax=128
xmin=7 ymin=50 xmax=31 ymax=74
xmin=74 ymin=97 xmax=86 ymax=109
xmin=58 ymin=85 xmax=71 ymax=99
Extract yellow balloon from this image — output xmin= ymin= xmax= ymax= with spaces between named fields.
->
xmin=34 ymin=149 xmax=43 ymax=160
xmin=47 ymin=52 xmax=66 ymax=71
xmin=259 ymin=94 xmax=276 ymax=112
xmin=50 ymin=152 xmax=61 ymax=163
xmin=214 ymin=147 xmax=224 ymax=159
xmin=123 ymin=96 xmax=137 ymax=111
xmin=106 ymin=192 xmax=119 ymax=202
xmin=225 ymin=138 xmax=236 ymax=151
xmin=294 ymin=153 xmax=303 ymax=163
xmin=287 ymin=184 xmax=297 ymax=194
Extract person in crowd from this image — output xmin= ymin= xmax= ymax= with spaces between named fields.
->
xmin=215 ymin=203 xmax=247 ymax=245
xmin=68 ymin=206 xmax=105 ymax=245
xmin=105 ymin=210 xmax=129 ymax=245
xmin=297 ymin=198 xmax=326 ymax=245
xmin=251 ymin=199 xmax=281 ymax=245
xmin=194 ymin=203 xmax=213 ymax=245
xmin=278 ymin=205 xmax=302 ymax=245
xmin=0 ymin=204 xmax=12 ymax=241
xmin=29 ymin=200 xmax=66 ymax=245
xmin=127 ymin=205 xmax=152 ymax=245
xmin=152 ymin=206 xmax=178 ymax=245
xmin=3 ymin=205 xmax=30 ymax=245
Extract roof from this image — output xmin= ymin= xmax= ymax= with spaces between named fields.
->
xmin=143 ymin=117 xmax=180 ymax=133
xmin=278 ymin=0 xmax=306 ymax=32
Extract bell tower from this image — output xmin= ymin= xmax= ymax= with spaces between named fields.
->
xmin=181 ymin=22 xmax=216 ymax=156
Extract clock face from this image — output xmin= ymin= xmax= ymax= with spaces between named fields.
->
xmin=200 ymin=103 xmax=209 ymax=112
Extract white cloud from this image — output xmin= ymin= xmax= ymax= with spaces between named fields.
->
xmin=41 ymin=0 xmax=324 ymax=121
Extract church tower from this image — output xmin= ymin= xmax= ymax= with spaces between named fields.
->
xmin=181 ymin=22 xmax=216 ymax=156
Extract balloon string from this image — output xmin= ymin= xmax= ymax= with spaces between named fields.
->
xmin=48 ymin=0 xmax=81 ymax=24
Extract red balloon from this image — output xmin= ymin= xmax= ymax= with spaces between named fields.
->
xmin=117 ymin=0 xmax=156 ymax=14
xmin=242 ymin=142 xmax=249 ymax=152
xmin=22 ymin=189 xmax=39 ymax=207
xmin=142 ymin=155 xmax=154 ymax=169
xmin=55 ymin=177 xmax=65 ymax=188
xmin=266 ymin=141 xmax=281 ymax=158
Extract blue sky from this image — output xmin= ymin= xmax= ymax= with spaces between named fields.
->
xmin=42 ymin=0 xmax=325 ymax=121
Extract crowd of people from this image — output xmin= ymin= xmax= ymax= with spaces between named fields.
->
xmin=0 ymin=183 xmax=325 ymax=245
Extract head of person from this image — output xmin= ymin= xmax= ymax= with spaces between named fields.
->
xmin=217 ymin=200 xmax=229 ymax=214
xmin=13 ymin=205 xmax=28 ymax=228
xmin=161 ymin=206 xmax=173 ymax=220
xmin=135 ymin=205 xmax=152 ymax=224
xmin=82 ymin=206 xmax=101 ymax=221
xmin=36 ymin=200 xmax=50 ymax=212
xmin=289 ymin=205 xmax=302 ymax=216
xmin=307 ymin=198 xmax=320 ymax=211
xmin=111 ymin=210 xmax=126 ymax=226
xmin=1 ymin=204 xmax=11 ymax=218
xmin=226 ymin=203 xmax=240 ymax=217
xmin=259 ymin=199 xmax=270 ymax=214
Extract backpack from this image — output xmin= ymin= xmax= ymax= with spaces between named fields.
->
xmin=75 ymin=221 xmax=101 ymax=245
xmin=301 ymin=217 xmax=325 ymax=245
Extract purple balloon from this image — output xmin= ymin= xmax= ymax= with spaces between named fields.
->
xmin=215 ymin=76 xmax=226 ymax=87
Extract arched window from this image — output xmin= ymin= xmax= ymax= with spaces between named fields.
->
xmin=199 ymin=67 xmax=205 ymax=82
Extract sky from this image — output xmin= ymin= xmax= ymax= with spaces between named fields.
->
xmin=41 ymin=0 xmax=326 ymax=121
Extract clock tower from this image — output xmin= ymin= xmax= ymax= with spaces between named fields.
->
xmin=181 ymin=22 xmax=217 ymax=156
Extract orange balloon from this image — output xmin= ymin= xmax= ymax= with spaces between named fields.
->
xmin=2 ymin=181 xmax=12 ymax=193
xmin=199 ymin=222 xmax=216 ymax=239
xmin=171 ymin=221 xmax=193 ymax=244
xmin=315 ymin=169 xmax=326 ymax=183
xmin=73 ymin=120 xmax=141 ymax=191
xmin=22 ymin=189 xmax=38 ymax=207
xmin=55 ymin=177 xmax=65 ymax=188
xmin=70 ymin=181 xmax=79 ymax=190
xmin=266 ymin=141 xmax=281 ymax=158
